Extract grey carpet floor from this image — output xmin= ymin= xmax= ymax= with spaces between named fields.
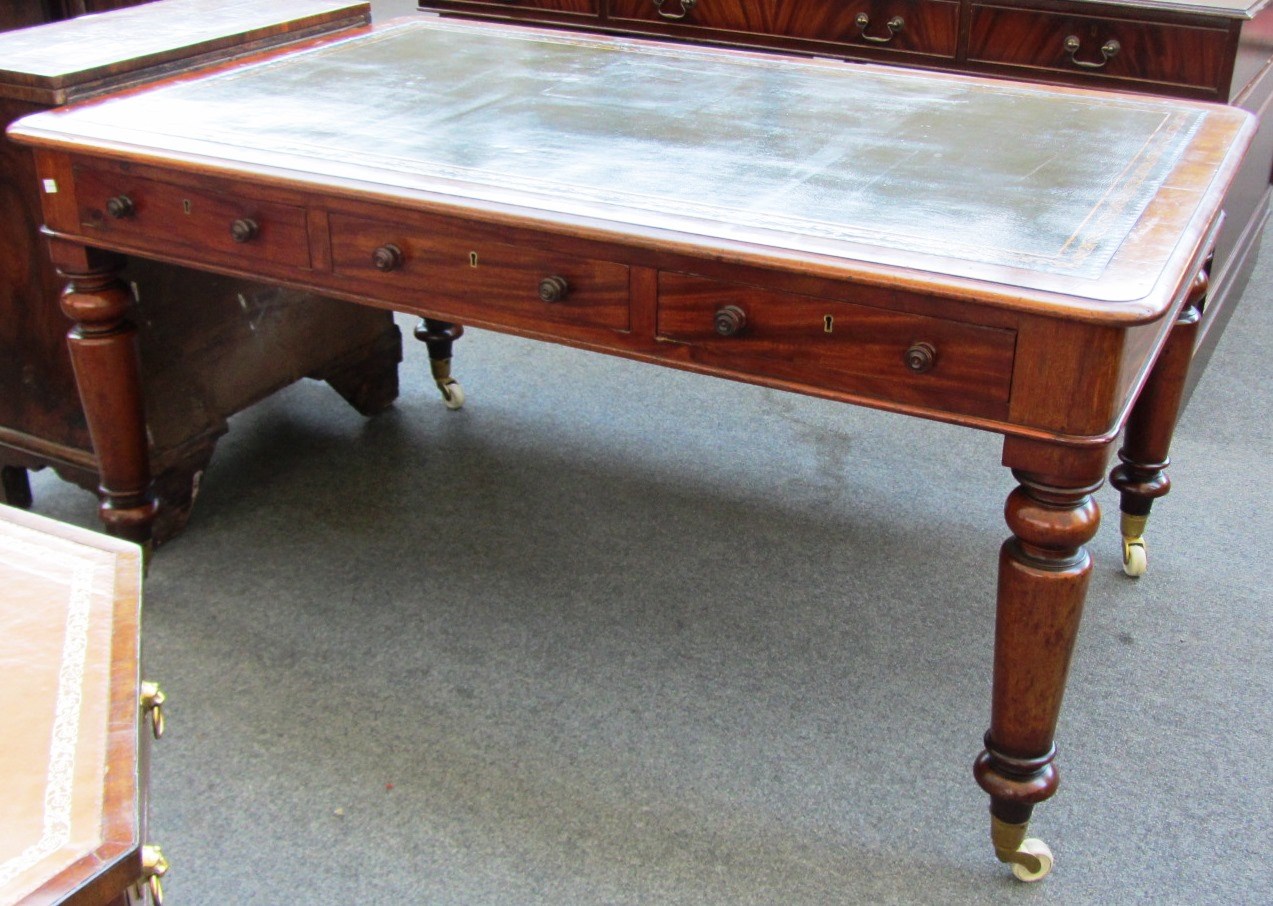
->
xmin=20 ymin=5 xmax=1271 ymax=901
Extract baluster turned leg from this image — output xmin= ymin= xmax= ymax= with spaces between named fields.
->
xmin=2 ymin=465 xmax=33 ymax=509
xmin=414 ymin=318 xmax=465 ymax=410
xmin=1109 ymin=269 xmax=1208 ymax=577
xmin=50 ymin=240 xmax=157 ymax=548
xmin=974 ymin=442 xmax=1110 ymax=881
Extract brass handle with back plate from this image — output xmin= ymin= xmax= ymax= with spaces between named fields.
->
xmin=855 ymin=13 xmax=905 ymax=44
xmin=1063 ymin=35 xmax=1121 ymax=69
xmin=653 ymin=0 xmax=697 ymax=20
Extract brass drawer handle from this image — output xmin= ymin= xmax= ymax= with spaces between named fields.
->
xmin=140 ymin=680 xmax=166 ymax=740
xmin=372 ymin=243 xmax=404 ymax=272
xmin=1063 ymin=35 xmax=1121 ymax=70
xmin=904 ymin=341 xmax=937 ymax=374
xmin=652 ymin=0 xmax=696 ymax=20
xmin=714 ymin=304 xmax=747 ymax=337
xmin=539 ymin=275 xmax=570 ymax=302
xmin=105 ymin=195 xmax=135 ymax=219
xmin=855 ymin=13 xmax=904 ymax=45
xmin=229 ymin=218 xmax=259 ymax=243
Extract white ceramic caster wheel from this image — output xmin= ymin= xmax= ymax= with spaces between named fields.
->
xmin=1011 ymin=838 xmax=1054 ymax=882
xmin=1122 ymin=540 xmax=1148 ymax=578
xmin=439 ymin=380 xmax=465 ymax=410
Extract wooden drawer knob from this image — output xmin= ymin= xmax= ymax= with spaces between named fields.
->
xmin=229 ymin=218 xmax=259 ymax=243
xmin=905 ymin=341 xmax=937 ymax=374
xmin=372 ymin=243 xmax=403 ymax=272
xmin=105 ymin=195 xmax=134 ymax=219
xmin=714 ymin=305 xmax=747 ymax=337
xmin=539 ymin=275 xmax=570 ymax=302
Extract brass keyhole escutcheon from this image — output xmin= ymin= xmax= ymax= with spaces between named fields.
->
xmin=824 ymin=315 xmax=834 ymax=333
xmin=469 ymin=251 xmax=479 ymax=267
xmin=182 ymin=199 xmax=192 ymax=215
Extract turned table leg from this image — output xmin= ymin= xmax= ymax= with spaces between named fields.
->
xmin=50 ymin=240 xmax=156 ymax=547
xmin=413 ymin=318 xmax=465 ymax=410
xmin=974 ymin=441 xmax=1110 ymax=881
xmin=1109 ymin=269 xmax=1208 ymax=577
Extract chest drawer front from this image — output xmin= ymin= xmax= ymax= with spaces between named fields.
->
xmin=607 ymin=0 xmax=958 ymax=58
xmin=967 ymin=5 xmax=1228 ymax=95
xmin=328 ymin=213 xmax=630 ymax=333
xmin=430 ymin=0 xmax=599 ymax=14
xmin=656 ymin=273 xmax=1016 ymax=419
xmin=74 ymin=167 xmax=311 ymax=268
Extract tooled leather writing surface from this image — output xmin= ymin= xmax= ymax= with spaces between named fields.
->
xmin=10 ymin=18 xmax=1252 ymax=310
xmin=0 ymin=508 xmax=143 ymax=904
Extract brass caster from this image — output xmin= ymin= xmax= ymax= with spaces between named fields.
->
xmin=1009 ymin=838 xmax=1054 ymax=882
xmin=429 ymin=358 xmax=465 ymax=410
xmin=437 ymin=378 xmax=465 ymax=410
xmin=991 ymin=815 xmax=1054 ymax=882
xmin=1120 ymin=512 xmax=1149 ymax=578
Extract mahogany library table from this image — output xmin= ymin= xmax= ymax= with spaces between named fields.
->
xmin=8 ymin=17 xmax=1255 ymax=881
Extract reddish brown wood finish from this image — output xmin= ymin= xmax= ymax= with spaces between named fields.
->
xmin=49 ymin=241 xmax=157 ymax=546
xmin=965 ymin=4 xmax=1232 ymax=98
xmin=975 ymin=443 xmax=1109 ymax=826
xmin=1109 ymin=269 xmax=1208 ymax=520
xmin=655 ymin=272 xmax=1016 ymax=420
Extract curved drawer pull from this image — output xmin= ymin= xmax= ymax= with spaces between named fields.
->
xmin=714 ymin=305 xmax=747 ymax=337
xmin=372 ymin=243 xmax=404 ymax=272
xmin=904 ymin=341 xmax=937 ymax=374
xmin=855 ymin=13 xmax=904 ymax=45
xmin=229 ymin=218 xmax=259 ymax=243
xmin=652 ymin=0 xmax=697 ymax=21
xmin=539 ymin=275 xmax=570 ymax=302
xmin=1063 ymin=35 xmax=1120 ymax=70
xmin=105 ymin=195 xmax=135 ymax=219
xmin=140 ymin=680 xmax=166 ymax=740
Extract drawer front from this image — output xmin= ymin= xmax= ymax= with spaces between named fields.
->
xmin=967 ymin=5 xmax=1228 ymax=94
xmin=74 ymin=167 xmax=311 ymax=268
xmin=328 ymin=213 xmax=630 ymax=333
xmin=423 ymin=0 xmax=600 ymax=17
xmin=656 ymin=273 xmax=1015 ymax=419
xmin=607 ymin=0 xmax=959 ymax=58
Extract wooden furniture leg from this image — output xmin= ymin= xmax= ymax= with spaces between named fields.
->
xmin=1 ymin=464 xmax=33 ymax=508
xmin=413 ymin=317 xmax=466 ymax=410
xmin=49 ymin=239 xmax=156 ymax=547
xmin=1109 ymin=269 xmax=1208 ymax=577
xmin=974 ymin=440 xmax=1111 ymax=881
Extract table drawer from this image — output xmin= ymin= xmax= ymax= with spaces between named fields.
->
xmin=656 ymin=273 xmax=1015 ymax=419
xmin=73 ymin=167 xmax=311 ymax=268
xmin=967 ymin=4 xmax=1228 ymax=95
xmin=607 ymin=0 xmax=959 ymax=59
xmin=328 ymin=213 xmax=630 ymax=333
